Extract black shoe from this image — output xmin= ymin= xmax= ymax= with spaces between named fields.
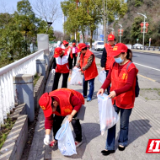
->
xmin=101 ymin=150 xmax=115 ymax=156
xmin=118 ymin=145 xmax=125 ymax=151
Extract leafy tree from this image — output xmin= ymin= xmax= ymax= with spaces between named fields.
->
xmin=135 ymin=0 xmax=143 ymax=7
xmin=131 ymin=17 xmax=143 ymax=44
xmin=61 ymin=0 xmax=127 ymax=47
xmin=0 ymin=0 xmax=55 ymax=67
xmin=0 ymin=13 xmax=25 ymax=67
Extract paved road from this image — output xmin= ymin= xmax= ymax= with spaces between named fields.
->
xmin=92 ymin=49 xmax=160 ymax=83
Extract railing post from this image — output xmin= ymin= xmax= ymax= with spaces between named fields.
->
xmin=36 ymin=59 xmax=46 ymax=78
xmin=44 ymin=54 xmax=49 ymax=66
xmin=153 ymin=46 xmax=155 ymax=51
xmin=13 ymin=74 xmax=34 ymax=122
xmin=148 ymin=47 xmax=150 ymax=50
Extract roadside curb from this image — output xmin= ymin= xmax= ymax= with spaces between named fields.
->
xmin=132 ymin=49 xmax=160 ymax=54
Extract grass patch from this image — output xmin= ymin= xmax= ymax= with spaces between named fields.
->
xmin=0 ymin=117 xmax=17 ymax=149
xmin=33 ymin=74 xmax=40 ymax=86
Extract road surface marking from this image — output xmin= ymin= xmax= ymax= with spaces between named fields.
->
xmin=138 ymin=74 xmax=156 ymax=82
xmin=134 ymin=62 xmax=160 ymax=72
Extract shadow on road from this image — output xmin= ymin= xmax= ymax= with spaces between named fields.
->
xmin=115 ymin=119 xmax=151 ymax=149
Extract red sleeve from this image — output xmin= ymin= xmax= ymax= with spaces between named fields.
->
xmin=45 ymin=115 xmax=53 ymax=130
xmin=101 ymin=69 xmax=112 ymax=89
xmin=115 ymin=68 xmax=136 ymax=96
xmin=70 ymin=95 xmax=82 ymax=112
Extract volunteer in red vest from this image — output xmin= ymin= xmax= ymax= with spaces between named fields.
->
xmin=72 ymin=43 xmax=78 ymax=66
xmin=97 ymin=43 xmax=138 ymax=156
xmin=101 ymin=34 xmax=115 ymax=94
xmin=63 ymin=40 xmax=73 ymax=67
xmin=76 ymin=43 xmax=98 ymax=102
xmin=52 ymin=47 xmax=72 ymax=90
xmin=39 ymin=88 xmax=84 ymax=147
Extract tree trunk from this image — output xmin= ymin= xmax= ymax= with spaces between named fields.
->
xmin=90 ymin=30 xmax=93 ymax=48
xmin=82 ymin=30 xmax=85 ymax=43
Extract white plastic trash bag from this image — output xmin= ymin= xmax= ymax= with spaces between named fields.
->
xmin=55 ymin=120 xmax=77 ymax=156
xmin=98 ymin=93 xmax=119 ymax=135
xmin=98 ymin=71 xmax=106 ymax=84
xmin=69 ymin=68 xmax=82 ymax=85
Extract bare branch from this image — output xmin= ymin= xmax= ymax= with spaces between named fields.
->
xmin=0 ymin=0 xmax=7 ymax=13
xmin=33 ymin=0 xmax=61 ymax=24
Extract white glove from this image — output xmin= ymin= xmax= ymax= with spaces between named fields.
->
xmin=44 ymin=134 xmax=50 ymax=145
xmin=51 ymin=69 xmax=55 ymax=73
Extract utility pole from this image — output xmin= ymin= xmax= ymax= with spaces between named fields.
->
xmin=118 ymin=24 xmax=122 ymax=43
xmin=137 ymin=13 xmax=147 ymax=46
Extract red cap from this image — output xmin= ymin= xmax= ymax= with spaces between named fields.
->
xmin=77 ymin=43 xmax=87 ymax=52
xmin=54 ymin=47 xmax=64 ymax=58
xmin=39 ymin=93 xmax=53 ymax=117
xmin=72 ymin=43 xmax=76 ymax=46
xmin=112 ymin=43 xmax=128 ymax=57
xmin=63 ymin=40 xmax=69 ymax=45
xmin=108 ymin=34 xmax=115 ymax=41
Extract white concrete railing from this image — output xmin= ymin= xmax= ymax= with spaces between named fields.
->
xmin=0 ymin=49 xmax=44 ymax=125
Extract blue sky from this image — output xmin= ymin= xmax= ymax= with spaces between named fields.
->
xmin=0 ymin=0 xmax=63 ymax=32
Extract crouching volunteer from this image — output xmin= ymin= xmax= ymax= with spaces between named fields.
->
xmin=39 ymin=88 xmax=84 ymax=147
xmin=76 ymin=43 xmax=98 ymax=102
xmin=97 ymin=43 xmax=138 ymax=156
xmin=52 ymin=47 xmax=72 ymax=90
xmin=101 ymin=34 xmax=115 ymax=94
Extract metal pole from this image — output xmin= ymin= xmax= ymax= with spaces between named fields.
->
xmin=143 ymin=17 xmax=145 ymax=46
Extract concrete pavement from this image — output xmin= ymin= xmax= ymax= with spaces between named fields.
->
xmin=27 ymin=57 xmax=160 ymax=160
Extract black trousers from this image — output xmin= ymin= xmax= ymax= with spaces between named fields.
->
xmin=52 ymin=72 xmax=69 ymax=90
xmin=72 ymin=54 xmax=77 ymax=66
xmin=53 ymin=115 xmax=82 ymax=142
xmin=106 ymin=70 xmax=110 ymax=94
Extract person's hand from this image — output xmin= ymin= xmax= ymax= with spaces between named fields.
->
xmin=51 ymin=69 xmax=55 ymax=73
xmin=44 ymin=134 xmax=50 ymax=145
xmin=97 ymin=88 xmax=104 ymax=96
xmin=68 ymin=114 xmax=73 ymax=123
xmin=73 ymin=66 xmax=77 ymax=69
xmin=108 ymin=91 xmax=116 ymax=98
xmin=69 ymin=70 xmax=72 ymax=74
xmin=101 ymin=67 xmax=105 ymax=71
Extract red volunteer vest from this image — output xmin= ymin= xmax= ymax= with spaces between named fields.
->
xmin=105 ymin=44 xmax=115 ymax=70
xmin=55 ymin=51 xmax=69 ymax=73
xmin=110 ymin=61 xmax=138 ymax=109
xmin=80 ymin=49 xmax=98 ymax=81
xmin=49 ymin=88 xmax=84 ymax=116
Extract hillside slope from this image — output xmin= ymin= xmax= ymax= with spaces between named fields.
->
xmin=112 ymin=0 xmax=160 ymax=45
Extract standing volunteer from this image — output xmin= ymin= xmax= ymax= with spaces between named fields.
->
xmin=63 ymin=40 xmax=73 ymax=66
xmin=97 ymin=43 xmax=138 ymax=156
xmin=39 ymin=88 xmax=84 ymax=147
xmin=76 ymin=43 xmax=98 ymax=102
xmin=52 ymin=47 xmax=72 ymax=90
xmin=101 ymin=34 xmax=116 ymax=94
xmin=72 ymin=43 xmax=78 ymax=66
